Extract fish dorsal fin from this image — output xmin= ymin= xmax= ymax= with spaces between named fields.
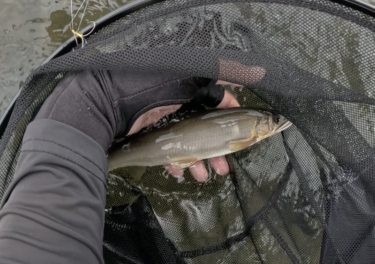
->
xmin=170 ymin=156 xmax=198 ymax=169
xmin=229 ymin=138 xmax=258 ymax=152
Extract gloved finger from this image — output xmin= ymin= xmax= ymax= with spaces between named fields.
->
xmin=216 ymin=90 xmax=240 ymax=109
xmin=189 ymin=161 xmax=208 ymax=182
xmin=165 ymin=164 xmax=184 ymax=178
xmin=209 ymin=156 xmax=229 ymax=176
xmin=106 ymin=70 xmax=212 ymax=138
xmin=190 ymin=80 xmax=225 ymax=108
xmin=191 ymin=80 xmax=243 ymax=109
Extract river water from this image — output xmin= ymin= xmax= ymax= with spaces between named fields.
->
xmin=0 ymin=0 xmax=131 ymax=116
xmin=0 ymin=0 xmax=374 ymax=117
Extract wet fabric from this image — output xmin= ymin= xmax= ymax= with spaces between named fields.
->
xmin=1 ymin=0 xmax=375 ymax=263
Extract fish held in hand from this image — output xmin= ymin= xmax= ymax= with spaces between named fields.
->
xmin=108 ymin=108 xmax=292 ymax=171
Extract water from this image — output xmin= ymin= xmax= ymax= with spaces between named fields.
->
xmin=0 ymin=0 xmax=132 ymax=116
xmin=0 ymin=0 xmax=374 ymax=117
xmin=2 ymin=2 xmax=373 ymax=260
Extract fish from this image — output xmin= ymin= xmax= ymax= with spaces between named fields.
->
xmin=107 ymin=107 xmax=292 ymax=171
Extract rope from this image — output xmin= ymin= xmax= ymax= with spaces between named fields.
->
xmin=70 ymin=0 xmax=95 ymax=49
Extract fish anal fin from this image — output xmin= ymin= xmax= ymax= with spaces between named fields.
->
xmin=170 ymin=156 xmax=198 ymax=169
xmin=229 ymin=138 xmax=257 ymax=152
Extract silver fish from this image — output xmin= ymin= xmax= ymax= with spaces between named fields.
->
xmin=108 ymin=108 xmax=292 ymax=171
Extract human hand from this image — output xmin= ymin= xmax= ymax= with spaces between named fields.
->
xmin=126 ymin=81 xmax=241 ymax=182
xmin=35 ymin=61 xmax=264 ymax=181
xmin=126 ymin=61 xmax=266 ymax=182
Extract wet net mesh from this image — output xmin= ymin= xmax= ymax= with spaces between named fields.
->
xmin=1 ymin=0 xmax=375 ymax=263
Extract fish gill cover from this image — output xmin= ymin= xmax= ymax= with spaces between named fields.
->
xmin=1 ymin=0 xmax=375 ymax=263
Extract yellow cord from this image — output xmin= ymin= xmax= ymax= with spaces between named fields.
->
xmin=72 ymin=29 xmax=83 ymax=39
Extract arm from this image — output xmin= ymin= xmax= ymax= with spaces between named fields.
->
xmin=0 ymin=69 xmax=247 ymax=263
xmin=0 ymin=120 xmax=106 ymax=264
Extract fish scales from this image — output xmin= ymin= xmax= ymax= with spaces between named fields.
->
xmin=108 ymin=108 xmax=292 ymax=170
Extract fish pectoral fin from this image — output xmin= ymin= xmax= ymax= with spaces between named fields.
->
xmin=170 ymin=156 xmax=198 ymax=169
xmin=229 ymin=138 xmax=257 ymax=152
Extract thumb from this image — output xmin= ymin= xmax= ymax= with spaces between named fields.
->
xmin=216 ymin=90 xmax=240 ymax=109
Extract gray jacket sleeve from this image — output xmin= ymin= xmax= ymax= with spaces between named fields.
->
xmin=0 ymin=119 xmax=107 ymax=264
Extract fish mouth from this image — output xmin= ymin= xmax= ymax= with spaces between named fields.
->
xmin=276 ymin=120 xmax=293 ymax=132
xmin=273 ymin=114 xmax=292 ymax=133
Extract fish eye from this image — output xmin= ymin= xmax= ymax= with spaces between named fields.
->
xmin=273 ymin=116 xmax=280 ymax=124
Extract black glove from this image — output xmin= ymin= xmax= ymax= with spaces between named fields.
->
xmin=35 ymin=70 xmax=225 ymax=151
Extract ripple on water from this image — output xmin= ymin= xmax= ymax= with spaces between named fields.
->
xmin=0 ymin=0 xmax=129 ymax=116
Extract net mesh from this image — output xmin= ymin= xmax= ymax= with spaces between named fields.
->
xmin=1 ymin=0 xmax=375 ymax=263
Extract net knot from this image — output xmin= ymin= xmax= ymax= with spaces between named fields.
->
xmin=72 ymin=29 xmax=84 ymax=39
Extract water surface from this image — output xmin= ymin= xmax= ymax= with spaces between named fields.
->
xmin=0 ymin=0 xmax=374 ymax=116
xmin=0 ymin=0 xmax=131 ymax=115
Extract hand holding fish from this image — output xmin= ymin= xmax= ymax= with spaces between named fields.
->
xmin=110 ymin=63 xmax=268 ymax=182
xmin=36 ymin=62 xmax=267 ymax=182
xmin=117 ymin=60 xmax=265 ymax=182
xmin=126 ymin=87 xmax=241 ymax=182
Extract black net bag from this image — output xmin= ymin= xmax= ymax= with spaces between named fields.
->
xmin=1 ymin=0 xmax=375 ymax=263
